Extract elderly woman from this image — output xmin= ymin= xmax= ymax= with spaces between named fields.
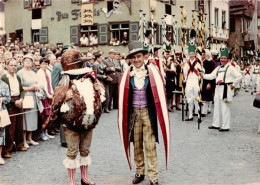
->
xmin=0 ymin=66 xmax=11 ymax=165
xmin=17 ymin=54 xmax=39 ymax=148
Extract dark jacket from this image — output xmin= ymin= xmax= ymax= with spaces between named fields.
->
xmin=1 ymin=73 xmax=25 ymax=110
xmin=103 ymin=58 xmax=122 ymax=84
xmin=127 ymin=66 xmax=159 ymax=143
xmin=93 ymin=61 xmax=106 ymax=83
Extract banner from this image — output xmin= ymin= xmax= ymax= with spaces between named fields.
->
xmin=81 ymin=3 xmax=93 ymax=26
xmin=149 ymin=0 xmax=157 ymax=23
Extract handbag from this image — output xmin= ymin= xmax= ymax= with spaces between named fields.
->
xmin=0 ymin=105 xmax=11 ymax=128
xmin=253 ymin=94 xmax=260 ymax=109
xmin=22 ymin=96 xmax=34 ymax=109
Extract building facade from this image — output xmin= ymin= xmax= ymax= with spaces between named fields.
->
xmin=4 ymin=0 xmax=229 ymax=56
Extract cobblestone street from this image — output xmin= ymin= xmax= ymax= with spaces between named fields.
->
xmin=0 ymin=90 xmax=259 ymax=185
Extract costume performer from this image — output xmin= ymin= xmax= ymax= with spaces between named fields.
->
xmin=43 ymin=49 xmax=105 ymax=185
xmin=183 ymin=39 xmax=203 ymax=121
xmin=201 ymin=46 xmax=242 ymax=132
xmin=118 ymin=41 xmax=170 ymax=185
xmin=201 ymin=49 xmax=215 ymax=115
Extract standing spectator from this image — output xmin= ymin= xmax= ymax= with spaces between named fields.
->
xmin=0 ymin=66 xmax=11 ymax=165
xmin=17 ymin=54 xmax=39 ymax=149
xmin=37 ymin=58 xmax=54 ymax=140
xmin=93 ymin=52 xmax=112 ymax=113
xmin=47 ymin=54 xmax=57 ymax=73
xmin=80 ymin=34 xmax=89 ymax=46
xmin=103 ymin=49 xmax=122 ymax=110
xmin=2 ymin=59 xmax=27 ymax=159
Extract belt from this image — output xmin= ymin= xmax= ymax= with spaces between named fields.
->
xmin=216 ymin=82 xmax=232 ymax=100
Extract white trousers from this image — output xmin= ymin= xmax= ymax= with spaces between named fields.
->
xmin=212 ymin=86 xmax=231 ymax=129
xmin=202 ymin=101 xmax=212 ymax=114
xmin=185 ymin=80 xmax=199 ymax=119
xmin=244 ymin=75 xmax=251 ymax=91
xmin=252 ymin=74 xmax=258 ymax=92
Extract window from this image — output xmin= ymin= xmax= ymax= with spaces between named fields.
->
xmin=230 ymin=18 xmax=235 ymax=32
xmin=158 ymin=0 xmax=176 ymax=5
xmin=165 ymin=4 xmax=171 ymax=15
xmin=32 ymin=8 xmax=41 ymax=19
xmin=166 ymin=25 xmax=173 ymax=44
xmin=31 ymin=0 xmax=51 ymax=9
xmin=32 ymin=30 xmax=40 ymax=43
xmin=80 ymin=25 xmax=98 ymax=46
xmin=195 ymin=0 xmax=204 ymax=12
xmin=109 ymin=23 xmax=129 ymax=45
xmin=222 ymin=11 xmax=226 ymax=28
xmin=146 ymin=23 xmax=158 ymax=44
xmin=215 ymin=8 xmax=219 ymax=27
xmin=107 ymin=1 xmax=113 ymax=12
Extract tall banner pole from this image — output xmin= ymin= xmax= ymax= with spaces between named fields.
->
xmin=180 ymin=6 xmax=185 ymax=121
xmin=138 ymin=10 xmax=143 ymax=41
xmin=151 ymin=9 xmax=155 ymax=55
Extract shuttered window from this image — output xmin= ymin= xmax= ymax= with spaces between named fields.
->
xmin=24 ymin=0 xmax=30 ymax=9
xmin=39 ymin=27 xmax=48 ymax=44
xmin=98 ymin=24 xmax=108 ymax=44
xmin=129 ymin=22 xmax=139 ymax=41
xmin=70 ymin=26 xmax=79 ymax=45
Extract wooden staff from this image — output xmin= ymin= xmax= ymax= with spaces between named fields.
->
xmin=233 ymin=35 xmax=238 ymax=59
xmin=143 ymin=13 xmax=146 ymax=46
xmin=164 ymin=14 xmax=167 ymax=50
xmin=151 ymin=9 xmax=155 ymax=55
xmin=211 ymin=24 xmax=214 ymax=49
xmin=180 ymin=6 xmax=185 ymax=121
xmin=138 ymin=10 xmax=143 ymax=41
xmin=172 ymin=15 xmax=176 ymax=54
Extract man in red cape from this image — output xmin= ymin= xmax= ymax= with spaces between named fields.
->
xmin=118 ymin=41 xmax=170 ymax=185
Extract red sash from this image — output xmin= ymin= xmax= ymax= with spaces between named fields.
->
xmin=187 ymin=59 xmax=199 ymax=79
xmin=245 ymin=69 xmax=250 ymax=75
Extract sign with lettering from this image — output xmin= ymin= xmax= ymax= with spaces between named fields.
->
xmin=81 ymin=3 xmax=93 ymax=25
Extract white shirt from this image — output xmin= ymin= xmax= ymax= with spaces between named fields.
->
xmin=80 ymin=37 xmax=89 ymax=45
xmin=204 ymin=63 xmax=242 ymax=87
xmin=130 ymin=65 xmax=147 ymax=90
xmin=6 ymin=72 xmax=20 ymax=96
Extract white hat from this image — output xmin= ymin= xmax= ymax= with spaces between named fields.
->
xmin=109 ymin=48 xmax=116 ymax=53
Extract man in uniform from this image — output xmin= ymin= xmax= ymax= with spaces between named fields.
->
xmin=250 ymin=61 xmax=260 ymax=94
xmin=200 ymin=47 xmax=242 ymax=132
xmin=183 ymin=41 xmax=203 ymax=121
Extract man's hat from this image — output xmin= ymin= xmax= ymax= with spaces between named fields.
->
xmin=109 ymin=48 xmax=117 ymax=54
xmin=23 ymin=54 xmax=34 ymax=62
xmin=165 ymin=45 xmax=171 ymax=52
xmin=126 ymin=41 xmax=148 ymax=59
xmin=61 ymin=45 xmax=74 ymax=54
xmin=220 ymin=46 xmax=229 ymax=58
xmin=188 ymin=39 xmax=196 ymax=53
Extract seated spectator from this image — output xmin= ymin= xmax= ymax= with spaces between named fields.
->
xmin=110 ymin=37 xmax=115 ymax=45
xmin=3 ymin=52 xmax=13 ymax=68
xmin=89 ymin=32 xmax=95 ymax=45
xmin=0 ymin=56 xmax=6 ymax=73
xmin=121 ymin=32 xmax=129 ymax=45
xmin=90 ymin=34 xmax=98 ymax=46
xmin=113 ymin=37 xmax=120 ymax=46
xmin=0 ymin=65 xmax=11 ymax=165
xmin=80 ymin=34 xmax=89 ymax=46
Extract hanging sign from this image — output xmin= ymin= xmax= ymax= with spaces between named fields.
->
xmin=81 ymin=3 xmax=93 ymax=25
